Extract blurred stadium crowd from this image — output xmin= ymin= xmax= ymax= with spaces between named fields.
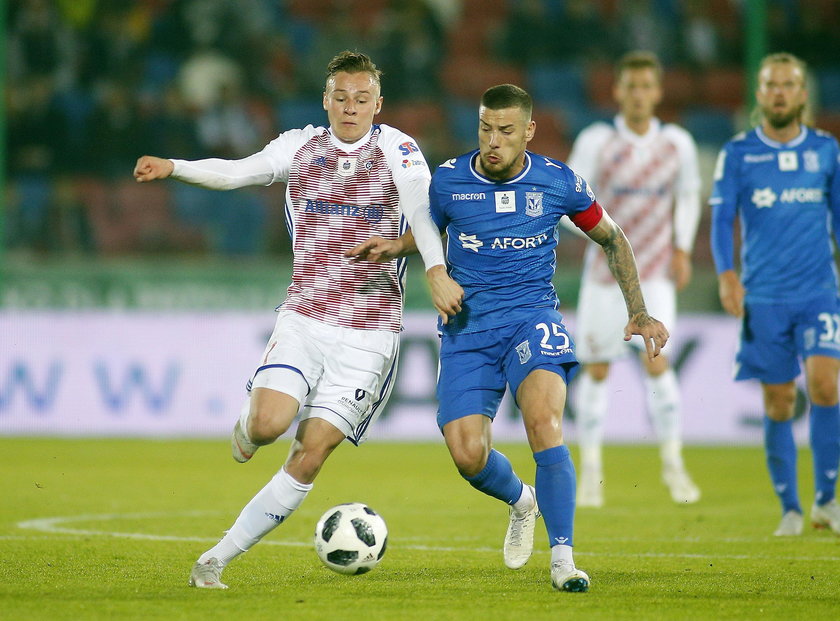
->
xmin=5 ymin=0 xmax=840 ymax=258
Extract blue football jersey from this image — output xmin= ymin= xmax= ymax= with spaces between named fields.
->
xmin=430 ymin=150 xmax=595 ymax=334
xmin=710 ymin=126 xmax=840 ymax=303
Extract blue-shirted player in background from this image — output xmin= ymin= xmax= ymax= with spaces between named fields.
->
xmin=349 ymin=84 xmax=669 ymax=592
xmin=711 ymin=52 xmax=840 ymax=537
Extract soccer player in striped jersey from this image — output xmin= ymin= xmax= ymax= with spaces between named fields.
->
xmin=134 ymin=50 xmax=463 ymax=588
xmin=349 ymin=84 xmax=669 ymax=592
xmin=566 ymin=51 xmax=702 ymax=508
xmin=711 ymin=52 xmax=840 ymax=536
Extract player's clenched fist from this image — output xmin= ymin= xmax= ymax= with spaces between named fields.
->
xmin=133 ymin=156 xmax=174 ymax=182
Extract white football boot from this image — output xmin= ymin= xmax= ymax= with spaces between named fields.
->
xmin=662 ymin=465 xmax=701 ymax=504
xmin=773 ymin=510 xmax=804 ymax=536
xmin=504 ymin=485 xmax=540 ymax=569
xmin=811 ymin=499 xmax=840 ymax=535
xmin=188 ymin=558 xmax=228 ymax=589
xmin=550 ymin=561 xmax=590 ymax=593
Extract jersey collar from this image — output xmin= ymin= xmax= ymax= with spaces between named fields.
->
xmin=469 ymin=151 xmax=533 ymax=184
xmin=327 ymin=126 xmax=377 ymax=152
xmin=756 ymin=125 xmax=808 ymax=149
xmin=615 ymin=114 xmax=661 ymax=146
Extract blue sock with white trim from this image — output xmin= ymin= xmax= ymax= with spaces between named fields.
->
xmin=534 ymin=445 xmax=576 ymax=547
xmin=462 ymin=449 xmax=524 ymax=504
xmin=763 ymin=417 xmax=801 ymax=514
xmin=809 ymin=404 xmax=840 ymax=505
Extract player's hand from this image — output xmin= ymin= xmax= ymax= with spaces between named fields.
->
xmin=345 ymin=236 xmax=403 ymax=263
xmin=426 ymin=265 xmax=463 ymax=325
xmin=717 ymin=269 xmax=744 ymax=317
xmin=624 ymin=311 xmax=669 ymax=360
xmin=133 ymin=156 xmax=174 ymax=183
xmin=670 ymin=248 xmax=692 ymax=291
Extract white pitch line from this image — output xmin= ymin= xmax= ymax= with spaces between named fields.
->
xmin=13 ymin=512 xmax=840 ymax=563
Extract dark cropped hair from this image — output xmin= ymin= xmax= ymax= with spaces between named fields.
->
xmin=326 ymin=50 xmax=382 ymax=89
xmin=480 ymin=84 xmax=533 ymax=118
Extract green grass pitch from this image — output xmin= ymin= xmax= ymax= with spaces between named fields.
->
xmin=2 ymin=438 xmax=838 ymax=620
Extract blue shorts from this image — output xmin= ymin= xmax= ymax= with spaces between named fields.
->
xmin=436 ymin=309 xmax=579 ymax=429
xmin=736 ymin=294 xmax=840 ymax=384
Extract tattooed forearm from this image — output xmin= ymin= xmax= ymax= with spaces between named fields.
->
xmin=597 ymin=224 xmax=648 ymax=318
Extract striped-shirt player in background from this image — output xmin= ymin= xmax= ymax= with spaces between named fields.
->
xmin=711 ymin=52 xmax=840 ymax=537
xmin=349 ymin=84 xmax=669 ymax=593
xmin=134 ymin=50 xmax=464 ymax=589
xmin=566 ymin=51 xmax=702 ymax=508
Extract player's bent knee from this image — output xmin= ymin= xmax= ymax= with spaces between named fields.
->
xmin=249 ymin=407 xmax=293 ymax=443
xmin=807 ymin=375 xmax=839 ymax=406
xmin=448 ymin=442 xmax=488 ymax=477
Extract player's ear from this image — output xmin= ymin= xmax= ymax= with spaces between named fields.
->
xmin=525 ymin=119 xmax=536 ymax=143
xmin=374 ymin=96 xmax=383 ymax=116
xmin=323 ymin=92 xmax=329 ymax=111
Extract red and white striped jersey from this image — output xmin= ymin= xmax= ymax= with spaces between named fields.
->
xmin=172 ymin=123 xmax=437 ymax=332
xmin=568 ymin=116 xmax=701 ymax=284
xmin=273 ymin=125 xmax=429 ymax=332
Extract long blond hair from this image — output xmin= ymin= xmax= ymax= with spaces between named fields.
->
xmin=750 ymin=52 xmax=814 ymax=127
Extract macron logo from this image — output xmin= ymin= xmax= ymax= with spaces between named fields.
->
xmin=459 ymin=232 xmax=483 ymax=252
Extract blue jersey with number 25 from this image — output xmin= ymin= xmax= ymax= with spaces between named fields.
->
xmin=430 ymin=150 xmax=595 ymax=335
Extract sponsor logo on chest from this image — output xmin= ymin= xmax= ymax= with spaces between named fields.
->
xmin=495 ymin=190 xmax=516 ymax=213
xmin=337 ymin=156 xmax=357 ymax=177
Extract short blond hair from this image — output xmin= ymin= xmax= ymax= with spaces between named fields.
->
xmin=325 ymin=50 xmax=382 ymax=90
xmin=615 ymin=50 xmax=662 ymax=82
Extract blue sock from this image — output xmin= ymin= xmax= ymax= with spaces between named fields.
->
xmin=534 ymin=445 xmax=576 ymax=547
xmin=462 ymin=449 xmax=523 ymax=504
xmin=764 ymin=417 xmax=801 ymax=514
xmin=809 ymin=404 xmax=840 ymax=505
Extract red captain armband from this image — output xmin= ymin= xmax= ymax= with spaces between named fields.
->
xmin=569 ymin=201 xmax=603 ymax=233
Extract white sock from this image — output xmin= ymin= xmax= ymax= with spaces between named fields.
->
xmin=551 ymin=543 xmax=574 ymax=566
xmin=512 ymin=484 xmax=536 ymax=516
xmin=238 ymin=397 xmax=253 ymax=441
xmin=644 ymin=369 xmax=682 ymax=455
xmin=575 ymin=372 xmax=608 ymax=472
xmin=660 ymin=439 xmax=685 ymax=471
xmin=199 ymin=468 xmax=312 ymax=566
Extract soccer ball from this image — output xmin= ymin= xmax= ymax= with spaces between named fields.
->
xmin=314 ymin=503 xmax=388 ymax=575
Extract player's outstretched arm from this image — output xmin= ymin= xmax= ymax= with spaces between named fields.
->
xmin=345 ymin=232 xmax=463 ymax=324
xmin=345 ymin=235 xmax=411 ymax=263
xmin=585 ymin=210 xmax=669 ymax=359
xmin=134 ymin=156 xmax=174 ymax=183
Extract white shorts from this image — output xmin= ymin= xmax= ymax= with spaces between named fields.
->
xmin=574 ymin=278 xmax=676 ymax=363
xmin=248 ymin=310 xmax=400 ymax=444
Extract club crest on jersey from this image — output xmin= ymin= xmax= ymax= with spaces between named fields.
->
xmin=495 ymin=191 xmax=516 ymax=213
xmin=337 ymin=156 xmax=357 ymax=177
xmin=515 ymin=340 xmax=532 ymax=364
xmin=525 ymin=192 xmax=543 ymax=217
xmin=778 ymin=151 xmax=797 ymax=171
xmin=803 ymin=150 xmax=819 ymax=173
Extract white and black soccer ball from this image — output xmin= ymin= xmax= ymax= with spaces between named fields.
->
xmin=314 ymin=503 xmax=388 ymax=575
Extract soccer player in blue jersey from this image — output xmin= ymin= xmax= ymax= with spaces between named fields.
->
xmin=710 ymin=52 xmax=840 ymax=536
xmin=348 ymin=84 xmax=669 ymax=592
